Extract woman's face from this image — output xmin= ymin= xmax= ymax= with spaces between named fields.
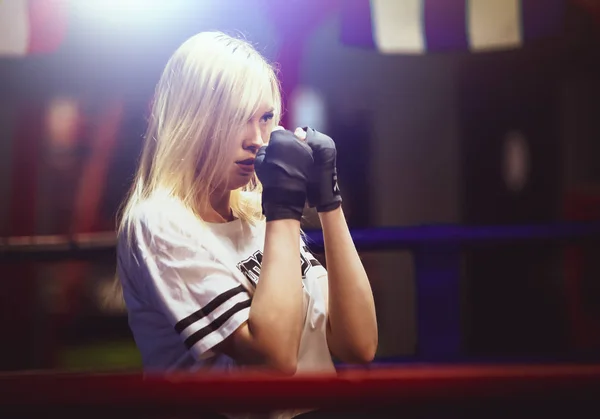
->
xmin=221 ymin=101 xmax=275 ymax=191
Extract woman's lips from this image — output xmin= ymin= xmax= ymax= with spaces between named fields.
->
xmin=236 ymin=159 xmax=255 ymax=173
xmin=236 ymin=158 xmax=255 ymax=165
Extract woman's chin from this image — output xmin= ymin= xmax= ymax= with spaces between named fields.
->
xmin=229 ymin=178 xmax=254 ymax=191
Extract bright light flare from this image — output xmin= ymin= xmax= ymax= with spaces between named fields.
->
xmin=70 ymin=0 xmax=195 ymax=27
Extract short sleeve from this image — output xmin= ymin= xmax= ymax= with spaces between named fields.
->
xmin=134 ymin=214 xmax=252 ymax=359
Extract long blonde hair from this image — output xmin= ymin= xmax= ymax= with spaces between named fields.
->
xmin=118 ymin=31 xmax=282 ymax=241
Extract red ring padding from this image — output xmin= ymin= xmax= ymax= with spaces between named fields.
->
xmin=1 ymin=364 xmax=599 ymax=416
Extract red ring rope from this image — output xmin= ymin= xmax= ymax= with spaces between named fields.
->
xmin=0 ymin=364 xmax=599 ymax=413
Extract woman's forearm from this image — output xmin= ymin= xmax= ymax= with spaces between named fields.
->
xmin=248 ymin=219 xmax=304 ymax=372
xmin=320 ymin=207 xmax=378 ymax=363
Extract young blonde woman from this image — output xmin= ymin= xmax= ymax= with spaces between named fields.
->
xmin=116 ymin=32 xmax=377 ymax=413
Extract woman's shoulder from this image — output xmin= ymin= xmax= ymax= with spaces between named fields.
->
xmin=126 ymin=194 xmax=206 ymax=247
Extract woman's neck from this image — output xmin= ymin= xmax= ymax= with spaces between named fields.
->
xmin=204 ymin=189 xmax=234 ymax=223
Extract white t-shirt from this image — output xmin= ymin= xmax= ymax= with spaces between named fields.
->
xmin=117 ymin=196 xmax=335 ymax=378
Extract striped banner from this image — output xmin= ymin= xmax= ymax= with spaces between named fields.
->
xmin=0 ymin=0 xmax=68 ymax=57
xmin=340 ymin=0 xmax=565 ymax=54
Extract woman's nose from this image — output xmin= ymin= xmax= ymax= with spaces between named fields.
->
xmin=244 ymin=124 xmax=265 ymax=152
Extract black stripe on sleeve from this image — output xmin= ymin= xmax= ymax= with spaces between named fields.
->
xmin=184 ymin=299 xmax=252 ymax=350
xmin=174 ymin=284 xmax=247 ymax=333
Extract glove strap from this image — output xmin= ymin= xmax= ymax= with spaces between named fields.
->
xmin=262 ymin=188 xmax=307 ymax=221
xmin=308 ymin=170 xmax=342 ymax=212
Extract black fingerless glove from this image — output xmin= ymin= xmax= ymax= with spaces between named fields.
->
xmin=255 ymin=129 xmax=314 ymax=221
xmin=304 ymin=128 xmax=342 ymax=212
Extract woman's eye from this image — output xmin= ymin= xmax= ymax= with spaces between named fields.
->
xmin=260 ymin=113 xmax=274 ymax=123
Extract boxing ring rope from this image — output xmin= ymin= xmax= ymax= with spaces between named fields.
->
xmin=1 ymin=364 xmax=600 ymax=417
xmin=2 ymin=221 xmax=600 ymax=257
xmin=2 ymin=221 xmax=600 ymax=360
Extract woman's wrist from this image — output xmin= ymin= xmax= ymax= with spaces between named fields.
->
xmin=265 ymin=218 xmax=302 ymax=233
xmin=317 ymin=205 xmax=343 ymax=223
